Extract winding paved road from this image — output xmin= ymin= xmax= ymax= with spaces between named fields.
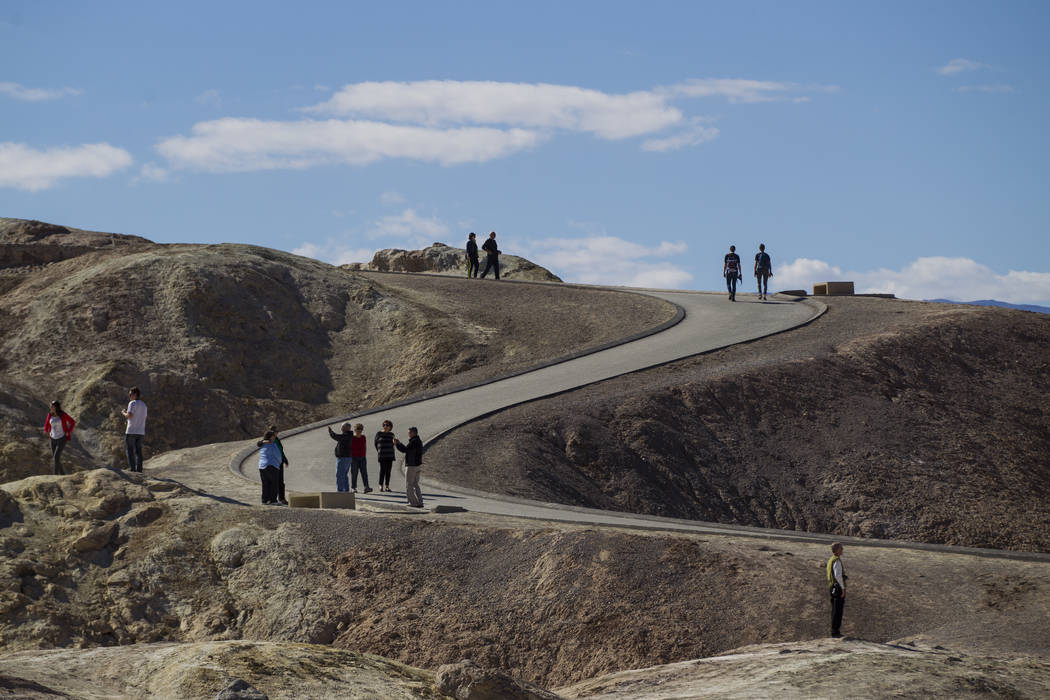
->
xmin=232 ymin=282 xmax=1048 ymax=562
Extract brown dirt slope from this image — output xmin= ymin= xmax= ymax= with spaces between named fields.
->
xmin=2 ymin=469 xmax=1048 ymax=691
xmin=0 ymin=218 xmax=673 ymax=481
xmin=425 ymin=297 xmax=1050 ymax=551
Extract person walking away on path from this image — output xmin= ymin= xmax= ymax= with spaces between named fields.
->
xmin=121 ymin=386 xmax=147 ymax=472
xmin=480 ymin=231 xmax=500 ymax=280
xmin=258 ymin=430 xmax=283 ymax=505
xmin=827 ymin=542 xmax=847 ymax=638
xmin=269 ymin=424 xmax=290 ymax=505
xmin=374 ymin=419 xmax=396 ymax=492
xmin=328 ymin=422 xmax=354 ymax=492
xmin=466 ymin=232 xmax=480 ymax=278
xmin=351 ymin=423 xmax=373 ymax=493
xmin=723 ymin=245 xmax=742 ymax=301
xmin=754 ymin=243 xmax=773 ymax=300
xmin=395 ymin=426 xmax=424 ymax=507
xmin=43 ymin=400 xmax=76 ymax=475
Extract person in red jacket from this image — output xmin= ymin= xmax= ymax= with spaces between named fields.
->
xmin=42 ymin=400 xmax=76 ymax=475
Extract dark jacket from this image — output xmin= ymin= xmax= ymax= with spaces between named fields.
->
xmin=374 ymin=430 xmax=396 ymax=462
xmin=466 ymin=239 xmax=479 ymax=260
xmin=328 ymin=426 xmax=354 ymax=458
xmin=396 ymin=435 xmax=423 ymax=466
xmin=482 ymin=238 xmax=499 ymax=257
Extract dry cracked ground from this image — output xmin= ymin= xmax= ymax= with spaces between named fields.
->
xmin=1 ymin=218 xmax=1049 ymax=698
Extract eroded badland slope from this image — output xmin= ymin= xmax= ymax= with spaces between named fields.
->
xmin=426 ymin=297 xmax=1050 ymax=551
xmin=0 ymin=218 xmax=673 ymax=482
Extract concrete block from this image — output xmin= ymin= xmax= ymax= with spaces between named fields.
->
xmin=319 ymin=491 xmax=356 ymax=509
xmin=779 ymin=289 xmax=808 ymax=297
xmin=812 ymin=281 xmax=855 ymax=296
xmin=288 ymin=493 xmax=319 ymax=508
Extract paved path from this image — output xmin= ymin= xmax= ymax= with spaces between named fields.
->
xmin=231 ymin=283 xmax=1048 ymax=563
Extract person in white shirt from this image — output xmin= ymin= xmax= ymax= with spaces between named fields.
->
xmin=121 ymin=386 xmax=147 ymax=472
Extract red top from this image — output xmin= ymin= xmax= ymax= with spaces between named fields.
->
xmin=351 ymin=434 xmax=367 ymax=457
xmin=43 ymin=411 xmax=76 ymax=440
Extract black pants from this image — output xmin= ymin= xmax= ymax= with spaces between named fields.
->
xmin=125 ymin=434 xmax=144 ymax=472
xmin=831 ymin=591 xmax=845 ymax=635
xmin=278 ymin=465 xmax=286 ymax=502
xmin=481 ymin=254 xmax=500 ymax=279
xmin=467 ymin=257 xmax=479 ymax=277
xmin=51 ymin=438 xmax=66 ymax=475
xmin=756 ymin=271 xmax=769 ymax=295
xmin=726 ymin=273 xmax=738 ymax=297
xmin=378 ymin=459 xmax=393 ymax=487
xmin=260 ymin=465 xmax=281 ymax=504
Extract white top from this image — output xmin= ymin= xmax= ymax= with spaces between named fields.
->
xmin=48 ymin=415 xmax=66 ymax=439
xmin=125 ymin=399 xmax=147 ymax=435
xmin=832 ymin=559 xmax=844 ymax=588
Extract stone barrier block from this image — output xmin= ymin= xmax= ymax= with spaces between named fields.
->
xmin=319 ymin=491 xmax=356 ymax=509
xmin=288 ymin=493 xmax=320 ymax=508
xmin=812 ymin=281 xmax=855 ymax=296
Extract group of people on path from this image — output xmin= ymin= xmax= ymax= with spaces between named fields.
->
xmin=256 ymin=419 xmax=426 ymax=508
xmin=465 ymin=231 xmax=502 ymax=279
xmin=723 ymin=243 xmax=774 ymax=301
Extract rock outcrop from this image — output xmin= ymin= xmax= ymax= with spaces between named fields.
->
xmin=343 ymin=242 xmax=562 ymax=282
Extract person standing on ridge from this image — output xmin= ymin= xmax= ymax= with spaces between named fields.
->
xmin=723 ymin=245 xmax=742 ymax=301
xmin=257 ymin=430 xmax=283 ymax=505
xmin=754 ymin=243 xmax=773 ymax=300
xmin=395 ymin=426 xmax=424 ymax=507
xmin=121 ymin=386 xmax=147 ymax=472
xmin=42 ymin=400 xmax=76 ymax=475
xmin=466 ymin=232 xmax=480 ymax=278
xmin=827 ymin=542 xmax=847 ymax=638
xmin=268 ymin=424 xmax=290 ymax=505
xmin=480 ymin=231 xmax=501 ymax=280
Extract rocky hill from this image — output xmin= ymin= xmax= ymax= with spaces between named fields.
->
xmin=343 ymin=242 xmax=562 ymax=281
xmin=0 ymin=218 xmax=671 ymax=481
xmin=425 ymin=297 xmax=1050 ymax=552
xmin=1 ymin=468 xmax=1048 ymax=697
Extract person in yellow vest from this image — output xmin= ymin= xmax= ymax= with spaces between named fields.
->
xmin=827 ymin=542 xmax=847 ymax=637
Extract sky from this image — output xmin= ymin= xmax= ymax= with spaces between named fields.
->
xmin=2 ymin=1 xmax=1049 ymax=304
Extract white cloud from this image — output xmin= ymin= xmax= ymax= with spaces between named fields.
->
xmin=156 ymin=117 xmax=544 ymax=172
xmin=0 ymin=142 xmax=133 ymax=191
xmin=130 ymin=162 xmax=170 ymax=185
xmin=953 ymin=84 xmax=1014 ymax=94
xmin=667 ymin=78 xmax=838 ymax=104
xmin=642 ymin=121 xmax=720 ymax=152
xmin=194 ymin=89 xmax=222 ymax=107
xmin=777 ymin=256 xmax=1050 ymax=306
xmin=380 ymin=190 xmax=406 ymax=205
xmin=937 ymin=58 xmax=986 ymax=76
xmin=304 ymin=80 xmax=684 ymax=139
xmin=366 ymin=208 xmax=450 ymax=245
xmin=292 ymin=241 xmax=376 ymax=266
xmin=0 ymin=81 xmax=82 ymax=101
xmin=522 ymin=235 xmax=693 ymax=288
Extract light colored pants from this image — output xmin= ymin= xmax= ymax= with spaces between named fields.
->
xmin=406 ymin=466 xmax=423 ymax=507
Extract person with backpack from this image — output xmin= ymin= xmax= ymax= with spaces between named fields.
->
xmin=42 ymin=400 xmax=76 ymax=475
xmin=754 ymin=243 xmax=773 ymax=300
xmin=723 ymin=245 xmax=742 ymax=301
xmin=827 ymin=542 xmax=848 ymax=637
xmin=466 ymin=232 xmax=480 ymax=278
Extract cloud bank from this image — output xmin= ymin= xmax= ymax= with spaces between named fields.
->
xmin=776 ymin=256 xmax=1050 ymax=306
xmin=0 ymin=142 xmax=133 ymax=191
xmin=0 ymin=82 xmax=82 ymax=101
xmin=522 ymin=235 xmax=693 ymax=289
xmin=158 ymin=78 xmax=833 ymax=173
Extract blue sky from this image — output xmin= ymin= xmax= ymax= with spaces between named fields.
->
xmin=3 ymin=1 xmax=1049 ymax=303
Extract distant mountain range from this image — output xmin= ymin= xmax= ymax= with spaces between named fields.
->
xmin=929 ymin=299 xmax=1050 ymax=314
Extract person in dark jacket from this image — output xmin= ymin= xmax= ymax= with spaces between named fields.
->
xmin=394 ymin=426 xmax=424 ymax=507
xmin=723 ymin=245 xmax=742 ymax=301
xmin=754 ymin=243 xmax=773 ymax=300
xmin=466 ymin=232 xmax=480 ymax=278
xmin=267 ymin=424 xmax=289 ymax=505
xmin=42 ymin=400 xmax=76 ymax=475
xmin=480 ymin=231 xmax=500 ymax=280
xmin=374 ymin=419 xmax=396 ymax=491
xmin=328 ymin=422 xmax=354 ymax=492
